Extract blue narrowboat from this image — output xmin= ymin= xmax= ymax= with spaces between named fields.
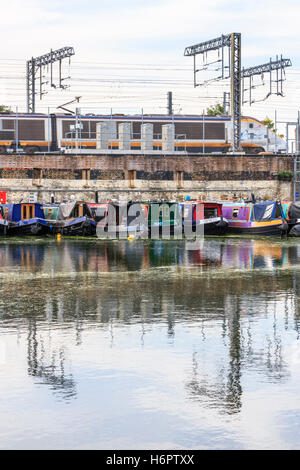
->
xmin=3 ymin=203 xmax=51 ymax=236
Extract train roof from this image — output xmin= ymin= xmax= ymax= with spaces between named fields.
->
xmin=0 ymin=112 xmax=265 ymax=125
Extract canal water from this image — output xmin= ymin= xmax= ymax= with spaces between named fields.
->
xmin=0 ymin=237 xmax=300 ymax=450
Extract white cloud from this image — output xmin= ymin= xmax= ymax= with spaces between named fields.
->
xmin=1 ymin=0 xmax=299 ymax=61
xmin=0 ymin=0 xmax=299 ymax=124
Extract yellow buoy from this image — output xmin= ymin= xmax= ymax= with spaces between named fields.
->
xmin=57 ymin=233 xmax=62 ymax=241
xmin=127 ymin=235 xmax=134 ymax=241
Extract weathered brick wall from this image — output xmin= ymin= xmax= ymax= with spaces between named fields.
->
xmin=0 ymin=178 xmax=292 ymax=204
xmin=0 ymin=153 xmax=294 ymax=203
xmin=0 ymin=153 xmax=294 ymax=175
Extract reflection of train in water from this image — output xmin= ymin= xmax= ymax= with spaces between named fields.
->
xmin=0 ymin=113 xmax=285 ymax=154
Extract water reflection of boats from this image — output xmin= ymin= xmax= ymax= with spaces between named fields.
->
xmin=1 ymin=239 xmax=300 ymax=274
xmin=1 ymin=239 xmax=299 ymax=415
xmin=200 ymin=240 xmax=295 ymax=271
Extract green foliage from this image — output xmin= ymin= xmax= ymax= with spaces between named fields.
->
xmin=261 ymin=118 xmax=285 ymax=139
xmin=261 ymin=117 xmax=275 ymax=129
xmin=0 ymin=104 xmax=13 ymax=114
xmin=276 ymin=171 xmax=293 ymax=181
xmin=206 ymin=103 xmax=224 ymax=116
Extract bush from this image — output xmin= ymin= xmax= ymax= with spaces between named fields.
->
xmin=276 ymin=171 xmax=293 ymax=181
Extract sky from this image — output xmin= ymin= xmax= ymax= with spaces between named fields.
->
xmin=0 ymin=0 xmax=300 ymax=135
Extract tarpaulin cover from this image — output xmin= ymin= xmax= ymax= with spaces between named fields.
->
xmin=253 ymin=202 xmax=277 ymax=221
xmin=57 ymin=202 xmax=76 ymax=220
xmin=288 ymin=202 xmax=300 ymax=219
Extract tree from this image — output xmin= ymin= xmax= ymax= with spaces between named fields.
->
xmin=0 ymin=105 xmax=13 ymax=114
xmin=261 ymin=117 xmax=275 ymax=129
xmin=261 ymin=117 xmax=285 ymax=139
xmin=206 ymin=103 xmax=224 ymax=116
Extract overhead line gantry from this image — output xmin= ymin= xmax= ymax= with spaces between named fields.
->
xmin=26 ymin=46 xmax=75 ymax=113
xmin=184 ymin=34 xmax=292 ymax=153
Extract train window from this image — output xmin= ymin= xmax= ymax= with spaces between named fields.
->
xmin=172 ymin=122 xmax=225 ymax=140
xmin=0 ymin=131 xmax=14 ymax=139
xmin=2 ymin=120 xmax=15 ymax=130
xmin=18 ymin=120 xmax=45 ymax=140
xmin=0 ymin=119 xmax=15 ymax=138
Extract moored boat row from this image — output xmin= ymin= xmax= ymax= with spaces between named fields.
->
xmin=1 ymin=198 xmax=300 ymax=238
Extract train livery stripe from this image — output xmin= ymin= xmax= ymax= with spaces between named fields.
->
xmin=59 ymin=141 xmax=262 ymax=150
xmin=0 ymin=141 xmax=50 ymax=146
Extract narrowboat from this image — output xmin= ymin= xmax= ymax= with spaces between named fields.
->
xmin=180 ymin=201 xmax=228 ymax=236
xmin=146 ymin=201 xmax=182 ymax=237
xmin=3 ymin=203 xmax=51 ymax=236
xmin=0 ymin=205 xmax=9 ymax=235
xmin=88 ymin=201 xmax=148 ymax=238
xmin=54 ymin=201 xmax=97 ymax=236
xmin=222 ymin=201 xmax=287 ymax=236
xmin=281 ymin=201 xmax=300 ymax=236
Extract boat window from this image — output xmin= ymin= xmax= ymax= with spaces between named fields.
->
xmin=21 ymin=204 xmax=35 ymax=220
xmin=249 ymin=123 xmax=254 ymax=129
xmin=204 ymin=207 xmax=218 ymax=218
xmin=72 ymin=205 xmax=79 ymax=218
xmin=44 ymin=207 xmax=57 ymax=220
xmin=232 ymin=208 xmax=239 ymax=218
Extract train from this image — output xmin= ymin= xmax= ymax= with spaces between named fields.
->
xmin=0 ymin=112 xmax=286 ymax=154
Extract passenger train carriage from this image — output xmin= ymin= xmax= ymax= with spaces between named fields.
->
xmin=0 ymin=113 xmax=286 ymax=154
